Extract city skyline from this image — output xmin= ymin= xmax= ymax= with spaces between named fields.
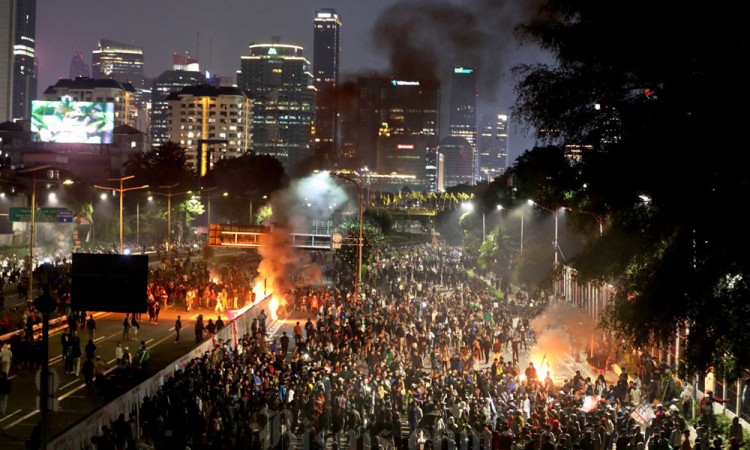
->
xmin=35 ymin=0 xmax=551 ymax=162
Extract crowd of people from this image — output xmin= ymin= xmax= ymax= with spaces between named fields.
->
xmin=81 ymin=242 xmax=746 ymax=450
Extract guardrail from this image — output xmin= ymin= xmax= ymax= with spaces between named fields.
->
xmin=46 ymin=293 xmax=275 ymax=449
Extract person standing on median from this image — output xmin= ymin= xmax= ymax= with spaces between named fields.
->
xmin=0 ymin=371 xmax=10 ymax=416
xmin=0 ymin=343 xmax=11 ymax=376
xmin=86 ymin=314 xmax=96 ymax=340
xmin=122 ymin=314 xmax=131 ymax=341
xmin=175 ymin=315 xmax=182 ymax=342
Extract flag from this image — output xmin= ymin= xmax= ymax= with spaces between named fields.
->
xmin=629 ymin=403 xmax=655 ymax=427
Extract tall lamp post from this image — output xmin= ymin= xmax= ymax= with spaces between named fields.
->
xmin=529 ymin=200 xmax=562 ymax=299
xmin=136 ymin=196 xmax=153 ymax=249
xmin=463 ymin=202 xmax=504 ymax=242
xmin=461 ymin=202 xmax=485 ymax=240
xmin=18 ymin=164 xmax=51 ymax=303
xmin=529 ymin=200 xmax=560 ymax=265
xmin=331 ymin=172 xmax=364 ymax=303
xmin=94 ymin=175 xmax=149 ymax=254
xmin=153 ymin=183 xmax=180 ymax=251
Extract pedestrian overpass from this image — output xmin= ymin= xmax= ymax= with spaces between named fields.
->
xmin=208 ymin=222 xmax=334 ymax=250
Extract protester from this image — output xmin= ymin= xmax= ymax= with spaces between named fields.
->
xmin=0 ymin=371 xmax=10 ymax=416
xmin=174 ymin=315 xmax=182 ymax=342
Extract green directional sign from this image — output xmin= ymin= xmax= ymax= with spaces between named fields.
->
xmin=8 ymin=207 xmax=74 ymax=223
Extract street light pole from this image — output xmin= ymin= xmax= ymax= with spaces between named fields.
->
xmin=18 ymin=165 xmax=51 ymax=303
xmin=94 ymin=176 xmax=149 ymax=254
xmin=331 ymin=172 xmax=364 ymax=303
xmin=482 ymin=212 xmax=486 ymax=242
xmin=154 ymin=183 xmax=180 ymax=252
xmin=529 ymin=200 xmax=559 ymax=265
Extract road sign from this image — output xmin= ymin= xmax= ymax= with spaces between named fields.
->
xmin=57 ymin=209 xmax=74 ymax=223
xmin=8 ymin=207 xmax=74 ymax=223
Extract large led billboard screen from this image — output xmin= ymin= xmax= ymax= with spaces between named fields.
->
xmin=31 ymin=100 xmax=115 ymax=144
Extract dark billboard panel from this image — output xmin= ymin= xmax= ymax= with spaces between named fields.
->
xmin=71 ymin=253 xmax=148 ymax=313
xmin=31 ymin=100 xmax=115 ymax=144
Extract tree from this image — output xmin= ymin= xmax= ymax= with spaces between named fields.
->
xmin=123 ymin=141 xmax=195 ymax=189
xmin=332 ymin=221 xmax=385 ymax=290
xmin=512 ymin=0 xmax=750 ymax=376
xmin=364 ymin=207 xmax=393 ymax=235
xmin=202 ymin=153 xmax=287 ymax=224
xmin=122 ymin=141 xmax=196 ymax=244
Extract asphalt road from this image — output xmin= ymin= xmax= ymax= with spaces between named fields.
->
xmin=0 ymin=302 xmax=236 ymax=447
xmin=0 ymin=249 xmax=258 ymax=448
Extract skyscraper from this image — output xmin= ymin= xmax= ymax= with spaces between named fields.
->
xmin=92 ymin=39 xmax=144 ymax=87
xmin=441 ymin=136 xmax=475 ymax=187
xmin=312 ymin=9 xmax=341 ymax=166
xmin=69 ymin=52 xmax=89 ymax=79
xmin=236 ymin=36 xmax=314 ymax=170
xmin=0 ymin=0 xmax=13 ymax=122
xmin=356 ymin=77 xmax=440 ymax=185
xmin=448 ymin=67 xmax=478 ymax=179
xmin=150 ymin=54 xmax=206 ymax=147
xmin=11 ymin=0 xmax=35 ymax=121
xmin=477 ymin=112 xmax=508 ymax=181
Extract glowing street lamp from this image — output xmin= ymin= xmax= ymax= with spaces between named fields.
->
xmin=330 ymin=172 xmax=364 ymax=303
xmin=94 ymin=175 xmax=149 ymax=254
xmin=529 ymin=200 xmax=560 ymax=266
xmin=462 ymin=202 xmax=502 ymax=241
xmin=17 ymin=164 xmax=51 ymax=303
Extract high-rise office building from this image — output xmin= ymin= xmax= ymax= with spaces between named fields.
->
xmin=69 ymin=52 xmax=89 ymax=79
xmin=356 ymin=77 xmax=440 ymax=186
xmin=92 ymin=39 xmax=144 ymax=88
xmin=448 ymin=66 xmax=478 ymax=180
xmin=441 ymin=135 xmax=474 ymax=187
xmin=167 ymin=84 xmax=252 ymax=176
xmin=312 ymin=9 xmax=341 ymax=167
xmin=236 ymin=36 xmax=314 ymax=170
xmin=0 ymin=0 xmax=13 ymax=122
xmin=11 ymin=0 xmax=35 ymax=121
xmin=150 ymin=54 xmax=206 ymax=147
xmin=477 ymin=112 xmax=508 ymax=181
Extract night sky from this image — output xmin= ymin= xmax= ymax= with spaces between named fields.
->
xmin=36 ymin=0 xmax=550 ymax=161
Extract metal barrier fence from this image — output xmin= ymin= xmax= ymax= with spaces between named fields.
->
xmin=47 ymin=293 xmax=274 ymax=450
xmin=556 ymin=266 xmax=750 ymax=427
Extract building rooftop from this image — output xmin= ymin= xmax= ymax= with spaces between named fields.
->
xmin=165 ymin=84 xmax=247 ymax=100
xmin=43 ymin=77 xmax=137 ymax=94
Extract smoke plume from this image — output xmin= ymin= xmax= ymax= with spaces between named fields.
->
xmin=371 ymin=0 xmax=544 ymax=100
xmin=254 ymin=172 xmax=349 ymax=307
xmin=523 ymin=301 xmax=599 ymax=378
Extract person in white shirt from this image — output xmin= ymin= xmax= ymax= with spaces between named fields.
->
xmin=0 ymin=343 xmax=12 ymax=376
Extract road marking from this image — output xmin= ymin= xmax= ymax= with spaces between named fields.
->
xmin=0 ymin=409 xmax=22 ymax=422
xmin=147 ymin=332 xmax=178 ymax=349
xmin=58 ymin=383 xmax=86 ymax=401
xmin=4 ymin=409 xmax=39 ymax=429
xmin=94 ymin=336 xmax=105 ymax=342
xmin=60 ymin=379 xmax=80 ymax=390
xmin=9 ymin=375 xmax=16 ymax=380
